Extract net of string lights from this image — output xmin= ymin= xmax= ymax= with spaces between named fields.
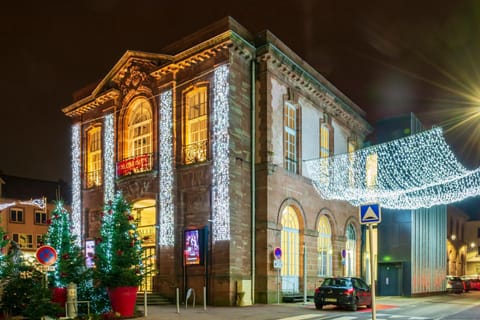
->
xmin=304 ymin=126 xmax=480 ymax=209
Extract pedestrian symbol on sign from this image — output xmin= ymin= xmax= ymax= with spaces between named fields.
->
xmin=359 ymin=203 xmax=381 ymax=224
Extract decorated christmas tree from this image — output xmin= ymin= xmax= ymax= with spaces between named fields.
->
xmin=95 ymin=192 xmax=144 ymax=289
xmin=45 ymin=200 xmax=86 ymax=288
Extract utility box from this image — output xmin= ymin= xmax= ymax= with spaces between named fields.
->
xmin=236 ymin=280 xmax=252 ymax=306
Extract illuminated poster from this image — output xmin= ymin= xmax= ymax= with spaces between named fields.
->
xmin=85 ymin=239 xmax=95 ymax=268
xmin=184 ymin=229 xmax=200 ymax=265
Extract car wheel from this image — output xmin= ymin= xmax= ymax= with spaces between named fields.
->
xmin=367 ymin=303 xmax=372 ymax=308
xmin=350 ymin=303 xmax=358 ymax=311
xmin=315 ymin=303 xmax=323 ymax=310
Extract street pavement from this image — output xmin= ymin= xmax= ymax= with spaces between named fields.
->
xmin=134 ymin=296 xmax=424 ymax=320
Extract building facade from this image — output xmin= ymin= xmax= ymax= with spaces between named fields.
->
xmin=62 ymin=17 xmax=372 ymax=305
xmin=0 ymin=174 xmax=69 ymax=257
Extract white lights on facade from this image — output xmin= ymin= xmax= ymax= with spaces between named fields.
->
xmin=304 ymin=127 xmax=480 ymax=209
xmin=104 ymin=113 xmax=115 ymax=204
xmin=159 ymin=90 xmax=175 ymax=246
xmin=212 ymin=64 xmax=230 ymax=241
xmin=71 ymin=124 xmax=81 ymax=246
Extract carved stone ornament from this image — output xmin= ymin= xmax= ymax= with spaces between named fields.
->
xmin=114 ymin=61 xmax=155 ymax=96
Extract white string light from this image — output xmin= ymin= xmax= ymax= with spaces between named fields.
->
xmin=104 ymin=113 xmax=115 ymax=203
xmin=159 ymin=90 xmax=174 ymax=246
xmin=71 ymin=124 xmax=82 ymax=245
xmin=304 ymin=127 xmax=480 ymax=209
xmin=0 ymin=202 xmax=17 ymax=211
xmin=212 ymin=64 xmax=230 ymax=241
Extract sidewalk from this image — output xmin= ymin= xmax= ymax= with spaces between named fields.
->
xmin=134 ymin=296 xmax=424 ymax=320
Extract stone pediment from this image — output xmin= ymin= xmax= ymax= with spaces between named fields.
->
xmin=93 ymin=50 xmax=174 ymax=97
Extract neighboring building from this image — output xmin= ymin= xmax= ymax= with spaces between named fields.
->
xmin=61 ymin=17 xmax=372 ymax=305
xmin=465 ymin=220 xmax=480 ymax=275
xmin=447 ymin=205 xmax=469 ymax=276
xmin=0 ymin=174 xmax=69 ymax=257
xmin=373 ymin=113 xmax=447 ymax=296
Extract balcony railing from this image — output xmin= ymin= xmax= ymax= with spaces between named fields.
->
xmin=117 ymin=153 xmax=154 ymax=177
xmin=183 ymin=141 xmax=208 ymax=164
xmin=86 ymin=170 xmax=103 ymax=188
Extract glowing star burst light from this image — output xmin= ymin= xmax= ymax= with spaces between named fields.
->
xmin=304 ymin=127 xmax=480 ymax=209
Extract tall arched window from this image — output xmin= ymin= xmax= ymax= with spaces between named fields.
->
xmin=281 ymin=205 xmax=300 ymax=293
xmin=86 ymin=126 xmax=102 ymax=188
xmin=317 ymin=215 xmax=332 ymax=276
xmin=127 ymin=98 xmax=152 ymax=157
xmin=345 ymin=223 xmax=356 ymax=276
xmin=184 ymin=85 xmax=208 ymax=164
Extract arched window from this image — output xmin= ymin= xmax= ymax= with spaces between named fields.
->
xmin=184 ymin=85 xmax=208 ymax=164
xmin=345 ymin=223 xmax=356 ymax=276
xmin=127 ymin=98 xmax=152 ymax=157
xmin=317 ymin=215 xmax=332 ymax=276
xmin=281 ymin=205 xmax=300 ymax=293
xmin=86 ymin=126 xmax=102 ymax=188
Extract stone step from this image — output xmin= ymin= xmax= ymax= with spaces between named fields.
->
xmin=136 ymin=292 xmax=172 ymax=305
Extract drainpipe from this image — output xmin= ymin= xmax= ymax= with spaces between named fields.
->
xmin=251 ymin=57 xmax=256 ymax=304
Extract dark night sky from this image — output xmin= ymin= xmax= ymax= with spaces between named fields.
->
xmin=1 ymin=0 xmax=480 ymax=215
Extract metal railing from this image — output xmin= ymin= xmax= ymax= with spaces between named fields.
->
xmin=183 ymin=141 xmax=208 ymax=164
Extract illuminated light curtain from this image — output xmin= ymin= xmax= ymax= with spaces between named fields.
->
xmin=159 ymin=90 xmax=174 ymax=246
xmin=71 ymin=124 xmax=81 ymax=246
xmin=212 ymin=64 xmax=230 ymax=241
xmin=104 ymin=113 xmax=115 ymax=204
xmin=304 ymin=127 xmax=480 ymax=209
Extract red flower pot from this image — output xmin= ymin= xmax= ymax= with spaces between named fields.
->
xmin=107 ymin=286 xmax=138 ymax=316
xmin=51 ymin=287 xmax=67 ymax=315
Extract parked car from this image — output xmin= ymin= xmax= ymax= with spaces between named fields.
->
xmin=469 ymin=279 xmax=480 ymax=290
xmin=446 ymin=276 xmax=464 ymax=293
xmin=314 ymin=277 xmax=372 ymax=311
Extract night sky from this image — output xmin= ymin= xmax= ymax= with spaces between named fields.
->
xmin=1 ymin=0 xmax=480 ymax=214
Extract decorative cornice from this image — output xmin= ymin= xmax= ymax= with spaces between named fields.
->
xmin=258 ymin=50 xmax=372 ymax=137
xmin=62 ymin=89 xmax=120 ymax=118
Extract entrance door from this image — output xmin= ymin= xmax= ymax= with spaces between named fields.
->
xmin=141 ymin=246 xmax=156 ymax=292
xmin=378 ymin=262 xmax=402 ymax=296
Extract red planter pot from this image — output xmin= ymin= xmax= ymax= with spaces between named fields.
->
xmin=107 ymin=286 xmax=138 ymax=317
xmin=51 ymin=287 xmax=67 ymax=314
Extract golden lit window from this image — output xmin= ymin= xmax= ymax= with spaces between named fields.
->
xmin=281 ymin=205 xmax=300 ymax=292
xmin=184 ymin=86 xmax=208 ymax=164
xmin=284 ymin=103 xmax=297 ymax=173
xmin=348 ymin=138 xmax=357 ymax=186
xmin=317 ymin=215 xmax=332 ymax=276
xmin=128 ymin=98 xmax=153 ymax=157
xmin=319 ymin=121 xmax=331 ymax=185
xmin=366 ymin=153 xmax=378 ymax=188
xmin=87 ymin=126 xmax=102 ymax=188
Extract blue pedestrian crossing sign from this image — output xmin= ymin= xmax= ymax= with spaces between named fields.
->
xmin=359 ymin=203 xmax=381 ymax=224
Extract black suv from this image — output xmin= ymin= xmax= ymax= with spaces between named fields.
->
xmin=314 ymin=277 xmax=372 ymax=311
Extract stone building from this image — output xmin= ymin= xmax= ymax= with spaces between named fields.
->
xmin=61 ymin=17 xmax=371 ymax=305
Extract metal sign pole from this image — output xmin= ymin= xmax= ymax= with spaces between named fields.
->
xmin=369 ymin=223 xmax=376 ymax=320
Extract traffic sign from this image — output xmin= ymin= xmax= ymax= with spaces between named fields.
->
xmin=359 ymin=203 xmax=381 ymax=224
xmin=274 ymin=247 xmax=282 ymax=259
xmin=36 ymin=245 xmax=57 ymax=266
xmin=273 ymin=260 xmax=282 ymax=269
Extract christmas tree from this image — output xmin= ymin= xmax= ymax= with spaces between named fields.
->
xmin=45 ymin=200 xmax=86 ymax=288
xmin=95 ymin=192 xmax=144 ymax=288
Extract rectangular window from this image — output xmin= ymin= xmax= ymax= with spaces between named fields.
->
xmin=284 ymin=103 xmax=297 ymax=173
xmin=366 ymin=153 xmax=378 ymax=188
xmin=36 ymin=235 xmax=44 ymax=248
xmin=185 ymin=86 xmax=208 ymax=164
xmin=35 ymin=211 xmax=48 ymax=225
xmin=13 ymin=233 xmax=33 ymax=249
xmin=10 ymin=208 xmax=24 ymax=223
xmin=348 ymin=139 xmax=356 ymax=186
xmin=87 ymin=127 xmax=102 ymax=188
xmin=477 ymin=227 xmax=480 ymax=238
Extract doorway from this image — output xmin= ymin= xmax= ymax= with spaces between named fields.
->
xmin=378 ymin=262 xmax=402 ymax=296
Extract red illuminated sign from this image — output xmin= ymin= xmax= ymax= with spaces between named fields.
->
xmin=116 ymin=154 xmax=151 ymax=176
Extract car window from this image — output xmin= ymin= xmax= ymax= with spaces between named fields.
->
xmin=353 ymin=278 xmax=368 ymax=290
